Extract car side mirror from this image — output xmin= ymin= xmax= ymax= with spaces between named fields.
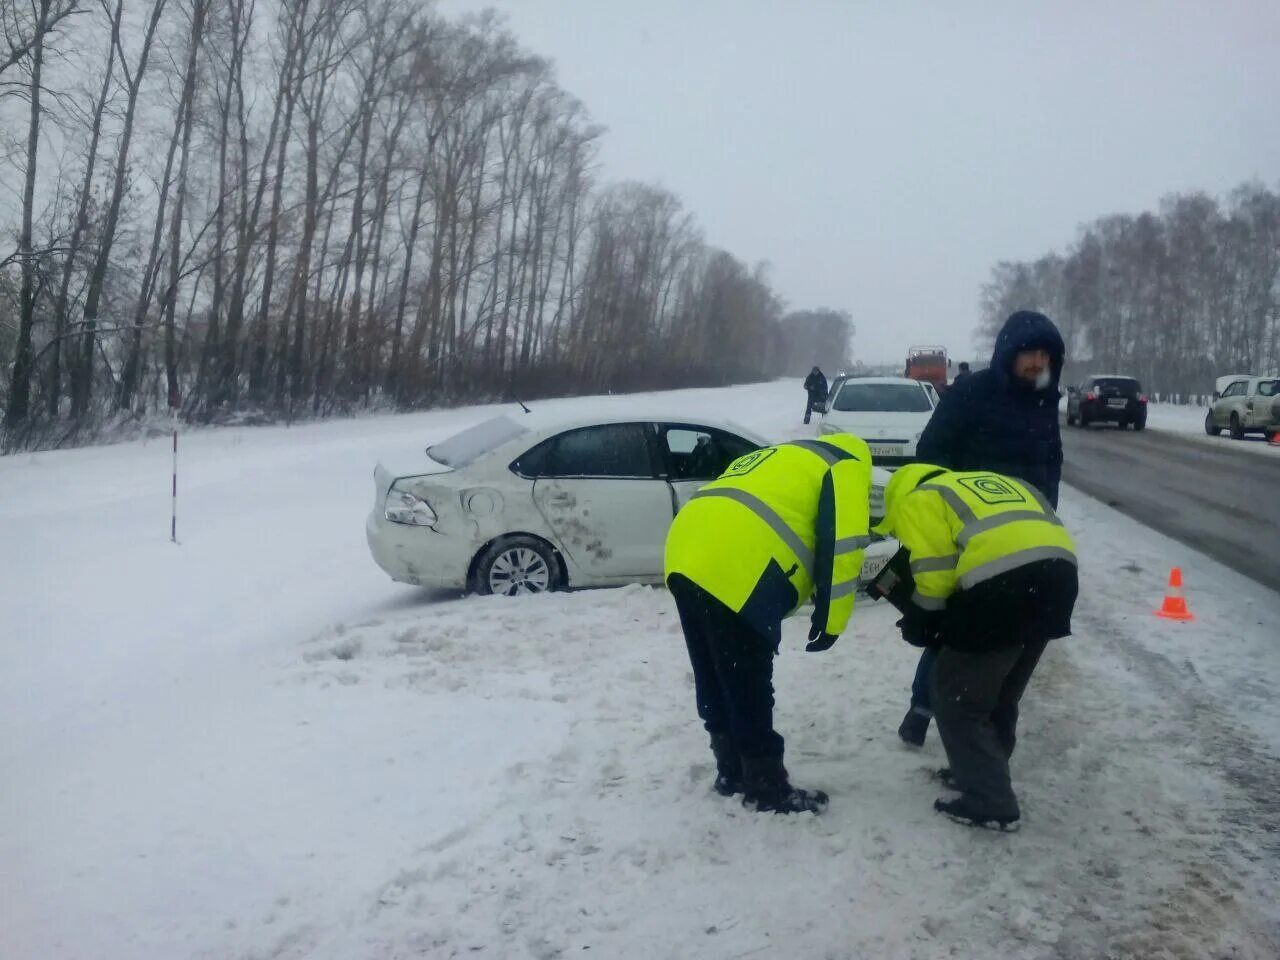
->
xmin=1212 ymin=392 xmax=1220 ymax=401
xmin=813 ymin=400 xmax=827 ymax=414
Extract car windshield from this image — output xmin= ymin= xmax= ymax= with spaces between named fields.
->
xmin=1258 ymin=380 xmax=1278 ymax=397
xmin=833 ymin=383 xmax=931 ymax=413
xmin=427 ymin=416 xmax=530 ymax=467
xmin=1094 ymin=377 xmax=1140 ymax=394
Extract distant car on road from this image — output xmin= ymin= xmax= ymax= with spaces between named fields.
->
xmin=817 ymin=376 xmax=938 ymax=468
xmin=1066 ymin=375 xmax=1148 ymax=430
xmin=367 ymin=413 xmax=895 ymax=595
xmin=1206 ymin=376 xmax=1280 ymax=439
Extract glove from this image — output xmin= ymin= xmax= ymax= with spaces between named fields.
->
xmin=895 ymin=616 xmax=933 ymax=649
xmin=806 ymin=622 xmax=839 ymax=652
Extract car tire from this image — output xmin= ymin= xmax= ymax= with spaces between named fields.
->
xmin=1080 ymin=410 xmax=1090 ymax=428
xmin=474 ymin=535 xmax=564 ymax=597
xmin=1229 ymin=413 xmax=1244 ymax=440
xmin=1134 ymin=416 xmax=1146 ymax=432
xmin=1205 ymin=412 xmax=1220 ymax=436
xmin=1067 ymin=412 xmax=1078 ymax=426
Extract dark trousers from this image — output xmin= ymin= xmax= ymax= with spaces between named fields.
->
xmin=669 ymin=575 xmax=784 ymax=760
xmin=803 ymin=397 xmax=816 ymax=424
xmin=930 ymin=638 xmax=1048 ymax=817
xmin=910 ymin=646 xmax=938 ymax=717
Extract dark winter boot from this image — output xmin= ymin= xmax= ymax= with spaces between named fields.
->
xmin=709 ymin=733 xmax=744 ymax=797
xmin=934 ymin=768 xmax=960 ymax=790
xmin=934 ymin=795 xmax=1020 ymax=832
xmin=741 ymin=756 xmax=829 ymax=814
xmin=898 ymin=709 xmax=930 ymax=747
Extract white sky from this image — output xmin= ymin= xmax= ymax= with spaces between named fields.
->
xmin=439 ymin=0 xmax=1280 ymax=364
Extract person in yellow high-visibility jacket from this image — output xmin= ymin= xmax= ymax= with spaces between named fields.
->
xmin=665 ymin=433 xmax=872 ymax=814
xmin=873 ymin=462 xmax=1078 ymax=830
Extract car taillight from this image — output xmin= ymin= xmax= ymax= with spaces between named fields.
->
xmin=1139 ymin=394 xmax=1147 ymax=403
xmin=1085 ymin=392 xmax=1095 ymax=402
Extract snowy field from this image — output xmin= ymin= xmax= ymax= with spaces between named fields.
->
xmin=3 ymin=380 xmax=1279 ymax=960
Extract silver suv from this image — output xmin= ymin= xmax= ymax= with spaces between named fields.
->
xmin=1206 ymin=376 xmax=1280 ymax=439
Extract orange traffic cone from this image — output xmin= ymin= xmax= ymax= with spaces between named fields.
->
xmin=1155 ymin=567 xmax=1195 ymax=621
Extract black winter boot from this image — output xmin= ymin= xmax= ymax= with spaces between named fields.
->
xmin=898 ymin=709 xmax=930 ymax=747
xmin=741 ymin=756 xmax=828 ymax=814
xmin=709 ymin=733 xmax=744 ymax=797
xmin=934 ymin=795 xmax=1020 ymax=831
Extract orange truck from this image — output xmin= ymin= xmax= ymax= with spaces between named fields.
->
xmin=904 ymin=345 xmax=950 ymax=391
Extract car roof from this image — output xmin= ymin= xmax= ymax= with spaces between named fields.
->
xmin=491 ymin=410 xmax=772 ymax=445
xmin=833 ymin=376 xmax=929 ymax=387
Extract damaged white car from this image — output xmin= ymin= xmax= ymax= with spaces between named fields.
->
xmin=367 ymin=413 xmax=894 ymax=595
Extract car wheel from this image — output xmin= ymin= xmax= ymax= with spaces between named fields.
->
xmin=1079 ymin=410 xmax=1090 ymax=428
xmin=1204 ymin=412 xmax=1220 ymax=436
xmin=1067 ymin=412 xmax=1078 ymax=426
xmin=474 ymin=535 xmax=564 ymax=596
xmin=1134 ymin=416 xmax=1146 ymax=431
xmin=1229 ymin=413 xmax=1244 ymax=440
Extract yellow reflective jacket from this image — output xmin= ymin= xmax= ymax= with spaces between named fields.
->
xmin=664 ymin=434 xmax=872 ymax=643
xmin=878 ymin=464 xmax=1077 ymax=613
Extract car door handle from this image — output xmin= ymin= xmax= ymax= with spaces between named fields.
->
xmin=547 ymin=492 xmax=573 ymax=505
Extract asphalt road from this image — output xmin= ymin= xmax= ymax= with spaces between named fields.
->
xmin=1062 ymin=422 xmax=1280 ymax=593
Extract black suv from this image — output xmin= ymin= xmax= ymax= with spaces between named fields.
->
xmin=1067 ymin=375 xmax=1147 ymax=430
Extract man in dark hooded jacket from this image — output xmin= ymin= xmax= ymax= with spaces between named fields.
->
xmin=897 ymin=310 xmax=1066 ymax=747
xmin=803 ymin=367 xmax=828 ymax=424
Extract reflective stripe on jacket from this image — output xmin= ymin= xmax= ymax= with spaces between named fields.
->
xmin=664 ymin=433 xmax=872 ymax=640
xmin=892 ymin=470 xmax=1076 ymax=612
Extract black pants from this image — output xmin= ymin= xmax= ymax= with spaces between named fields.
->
xmin=669 ymin=574 xmax=784 ymax=760
xmin=930 ymin=638 xmax=1048 ymax=817
xmin=803 ymin=397 xmax=817 ymax=424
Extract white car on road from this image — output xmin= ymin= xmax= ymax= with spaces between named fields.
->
xmin=1206 ymin=375 xmax=1280 ymax=439
xmin=818 ymin=376 xmax=939 ymax=468
xmin=367 ymin=412 xmax=894 ymax=595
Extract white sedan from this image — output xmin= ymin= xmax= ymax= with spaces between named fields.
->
xmin=818 ymin=376 xmax=939 ymax=468
xmin=367 ymin=412 xmax=895 ymax=595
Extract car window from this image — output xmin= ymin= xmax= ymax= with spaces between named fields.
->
xmin=1257 ymin=380 xmax=1278 ymax=397
xmin=662 ymin=426 xmax=758 ymax=481
xmin=533 ymin=423 xmax=656 ymax=478
xmin=1223 ymin=381 xmax=1246 ymax=398
xmin=1092 ymin=377 xmax=1140 ymax=394
xmin=833 ymin=383 xmax=932 ymax=413
xmin=428 ymin=415 xmax=530 ymax=467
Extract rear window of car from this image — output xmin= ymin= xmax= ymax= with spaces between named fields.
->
xmin=427 ymin=416 xmax=530 ymax=468
xmin=1093 ymin=377 xmax=1141 ymax=394
xmin=1258 ymin=380 xmax=1279 ymax=397
xmin=833 ymin=383 xmax=932 ymax=413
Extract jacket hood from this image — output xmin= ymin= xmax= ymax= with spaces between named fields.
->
xmin=871 ymin=462 xmax=945 ymax=536
xmin=990 ymin=311 xmax=1065 ymax=392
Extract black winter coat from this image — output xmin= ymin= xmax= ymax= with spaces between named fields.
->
xmin=915 ymin=311 xmax=1065 ymax=507
xmin=804 ymin=370 xmax=828 ymax=401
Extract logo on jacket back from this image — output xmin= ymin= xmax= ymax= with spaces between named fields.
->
xmin=722 ymin=447 xmax=778 ymax=478
xmin=957 ymin=475 xmax=1027 ymax=506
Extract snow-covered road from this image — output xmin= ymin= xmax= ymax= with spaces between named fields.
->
xmin=3 ymin=380 xmax=1278 ymax=959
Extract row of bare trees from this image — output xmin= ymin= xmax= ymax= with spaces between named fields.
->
xmin=1 ymin=0 xmax=820 ymax=449
xmin=977 ymin=183 xmax=1280 ymax=396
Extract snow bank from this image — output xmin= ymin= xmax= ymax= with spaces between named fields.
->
xmin=3 ymin=380 xmax=1277 ymax=959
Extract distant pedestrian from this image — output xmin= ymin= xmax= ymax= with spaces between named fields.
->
xmin=952 ymin=361 xmax=971 ymax=385
xmin=874 ymin=462 xmax=1078 ymax=830
xmin=898 ymin=311 xmax=1065 ymax=747
xmin=803 ymin=366 xmax=828 ymax=424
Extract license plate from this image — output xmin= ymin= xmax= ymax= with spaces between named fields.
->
xmin=869 ymin=444 xmax=903 ymax=457
xmin=861 ymin=554 xmax=890 ymax=581
xmin=1107 ymin=399 xmax=1126 ymax=408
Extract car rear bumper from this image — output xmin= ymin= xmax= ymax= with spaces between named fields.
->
xmin=366 ymin=509 xmax=472 ymax=589
xmin=1081 ymin=401 xmax=1145 ymax=422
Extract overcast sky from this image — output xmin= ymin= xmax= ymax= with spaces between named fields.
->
xmin=439 ymin=0 xmax=1280 ymax=364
